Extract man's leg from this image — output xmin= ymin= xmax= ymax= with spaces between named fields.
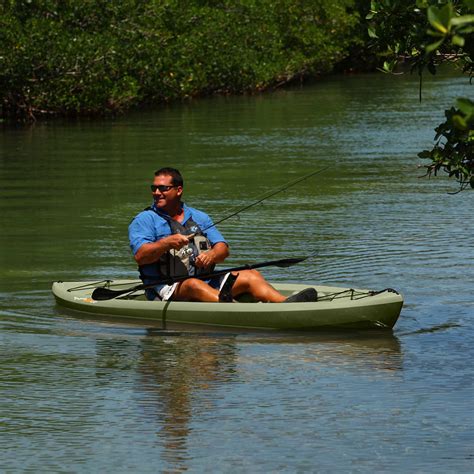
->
xmin=231 ymin=269 xmax=286 ymax=303
xmin=173 ymin=278 xmax=220 ymax=302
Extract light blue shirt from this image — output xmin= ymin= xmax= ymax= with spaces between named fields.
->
xmin=128 ymin=203 xmax=227 ymax=278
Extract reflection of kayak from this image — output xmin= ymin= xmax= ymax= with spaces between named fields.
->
xmin=52 ymin=280 xmax=403 ymax=330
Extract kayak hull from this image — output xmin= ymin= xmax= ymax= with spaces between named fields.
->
xmin=52 ymin=280 xmax=403 ymax=330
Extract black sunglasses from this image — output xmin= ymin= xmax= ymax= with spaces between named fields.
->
xmin=150 ymin=184 xmax=178 ymax=193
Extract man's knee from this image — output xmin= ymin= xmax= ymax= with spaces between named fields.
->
xmin=179 ymin=278 xmax=204 ymax=293
xmin=236 ymin=269 xmax=263 ymax=289
xmin=243 ymin=269 xmax=263 ymax=281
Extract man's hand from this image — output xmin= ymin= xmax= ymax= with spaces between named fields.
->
xmin=165 ymin=234 xmax=191 ymax=250
xmin=194 ymin=251 xmax=215 ymax=269
xmin=194 ymin=242 xmax=229 ymax=268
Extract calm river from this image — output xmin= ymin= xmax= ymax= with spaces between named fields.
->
xmin=1 ymin=70 xmax=473 ymax=472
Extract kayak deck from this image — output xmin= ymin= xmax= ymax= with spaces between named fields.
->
xmin=52 ymin=280 xmax=403 ymax=330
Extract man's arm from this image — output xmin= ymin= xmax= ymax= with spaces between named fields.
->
xmin=134 ymin=234 xmax=192 ymax=266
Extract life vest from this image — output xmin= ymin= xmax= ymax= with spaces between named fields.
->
xmin=142 ymin=207 xmax=213 ymax=279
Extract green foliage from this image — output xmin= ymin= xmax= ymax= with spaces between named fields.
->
xmin=419 ymin=98 xmax=474 ymax=190
xmin=0 ymin=0 xmax=360 ymax=122
xmin=367 ymin=0 xmax=473 ymax=191
xmin=367 ymin=0 xmax=473 ymax=76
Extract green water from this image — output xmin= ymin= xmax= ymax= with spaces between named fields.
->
xmin=1 ymin=71 xmax=473 ymax=472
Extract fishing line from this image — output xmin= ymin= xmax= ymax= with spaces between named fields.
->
xmin=201 ymin=165 xmax=330 ymax=232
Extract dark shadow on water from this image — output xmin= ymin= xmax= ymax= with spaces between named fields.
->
xmin=145 ymin=325 xmax=402 ymax=350
xmin=397 ymin=322 xmax=462 ymax=336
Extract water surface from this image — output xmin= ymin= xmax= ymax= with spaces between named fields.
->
xmin=1 ymin=70 xmax=473 ymax=472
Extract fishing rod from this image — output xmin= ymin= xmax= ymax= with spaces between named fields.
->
xmin=200 ymin=165 xmax=330 ymax=233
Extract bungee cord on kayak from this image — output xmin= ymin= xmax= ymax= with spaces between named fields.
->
xmin=65 ymin=279 xmax=398 ymax=303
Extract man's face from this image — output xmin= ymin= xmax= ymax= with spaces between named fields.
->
xmin=151 ymin=174 xmax=182 ymax=210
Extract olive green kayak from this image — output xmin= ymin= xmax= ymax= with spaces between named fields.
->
xmin=52 ymin=280 xmax=403 ymax=330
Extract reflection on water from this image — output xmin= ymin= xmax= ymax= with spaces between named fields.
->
xmin=82 ymin=328 xmax=403 ymax=471
xmin=136 ymin=336 xmax=237 ymax=467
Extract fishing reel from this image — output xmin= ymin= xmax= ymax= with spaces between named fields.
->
xmin=178 ymin=245 xmax=194 ymax=259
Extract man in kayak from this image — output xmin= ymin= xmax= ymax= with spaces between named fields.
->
xmin=128 ymin=167 xmax=317 ymax=303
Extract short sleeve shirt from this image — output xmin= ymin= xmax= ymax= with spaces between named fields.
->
xmin=128 ymin=203 xmax=227 ymax=278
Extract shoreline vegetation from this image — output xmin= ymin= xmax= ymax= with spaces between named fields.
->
xmin=0 ymin=0 xmax=371 ymax=123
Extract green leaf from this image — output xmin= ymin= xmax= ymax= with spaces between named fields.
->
xmin=382 ymin=60 xmax=396 ymax=73
xmin=451 ymin=15 xmax=474 ymax=26
xmin=451 ymin=34 xmax=465 ymax=47
xmin=416 ymin=0 xmax=430 ymax=8
xmin=452 ymin=114 xmax=468 ymax=130
xmin=427 ymin=28 xmax=446 ymax=38
xmin=425 ymin=38 xmax=445 ymax=53
xmin=440 ymin=3 xmax=455 ymax=25
xmin=456 ymin=98 xmax=474 ymax=117
xmin=427 ymin=5 xmax=452 ymax=34
xmin=367 ymin=26 xmax=378 ymax=38
xmin=458 ymin=26 xmax=474 ymax=34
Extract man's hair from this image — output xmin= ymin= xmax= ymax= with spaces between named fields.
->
xmin=154 ymin=167 xmax=183 ymax=187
